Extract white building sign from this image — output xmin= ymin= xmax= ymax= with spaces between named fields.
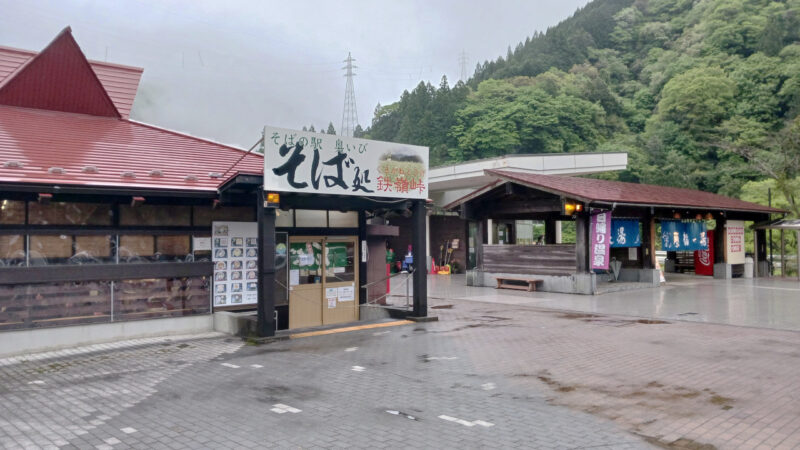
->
xmin=263 ymin=126 xmax=429 ymax=199
xmin=725 ymin=220 xmax=746 ymax=265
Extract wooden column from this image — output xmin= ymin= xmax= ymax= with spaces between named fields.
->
xmin=755 ymin=228 xmax=767 ymax=277
xmin=358 ymin=210 xmax=367 ymax=305
xmin=475 ymin=219 xmax=485 ymax=271
xmin=411 ymin=200 xmax=427 ymax=318
xmin=256 ymin=190 xmax=276 ymax=337
xmin=544 ymin=219 xmax=557 ymax=245
xmin=575 ymin=214 xmax=589 ymax=273
xmin=714 ymin=218 xmax=726 ymax=264
xmin=641 ymin=214 xmax=655 ymax=269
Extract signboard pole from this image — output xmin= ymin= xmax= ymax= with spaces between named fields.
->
xmin=411 ymin=199 xmax=428 ymax=317
xmin=257 ymin=190 xmax=277 ymax=337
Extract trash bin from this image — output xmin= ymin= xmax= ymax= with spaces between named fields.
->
xmin=744 ymin=256 xmax=754 ymax=278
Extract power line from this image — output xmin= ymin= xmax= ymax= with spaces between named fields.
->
xmin=341 ymin=52 xmax=358 ymax=138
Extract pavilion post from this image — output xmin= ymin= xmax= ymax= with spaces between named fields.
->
xmin=780 ymin=229 xmax=785 ymax=278
xmin=755 ymin=228 xmax=767 ymax=277
xmin=475 ymin=219 xmax=484 ymax=271
xmin=544 ymin=219 xmax=557 ymax=245
xmin=641 ymin=214 xmax=655 ymax=269
xmin=575 ymin=213 xmax=589 ymax=273
xmin=411 ymin=199 xmax=428 ymax=318
xmin=796 ymin=231 xmax=799 ymax=281
xmin=256 ymin=190 xmax=276 ymax=337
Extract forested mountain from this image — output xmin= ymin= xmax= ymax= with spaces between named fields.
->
xmin=364 ymin=0 xmax=800 ymax=217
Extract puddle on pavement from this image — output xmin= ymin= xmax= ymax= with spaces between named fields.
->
xmin=431 ymin=304 xmax=453 ymax=309
xmin=553 ymin=312 xmax=670 ymax=326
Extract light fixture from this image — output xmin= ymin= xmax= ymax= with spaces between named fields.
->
xmin=265 ymin=192 xmax=280 ymax=208
xmin=130 ymin=196 xmax=145 ymax=207
xmin=38 ymin=193 xmax=52 ymax=204
xmin=673 ymin=212 xmax=681 ymax=219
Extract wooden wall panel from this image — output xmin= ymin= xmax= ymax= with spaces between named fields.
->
xmin=482 ymin=244 xmax=576 ymax=276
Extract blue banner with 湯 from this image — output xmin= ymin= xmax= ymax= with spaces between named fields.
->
xmin=660 ymin=220 xmax=709 ymax=251
xmin=609 ymin=220 xmax=641 ymax=248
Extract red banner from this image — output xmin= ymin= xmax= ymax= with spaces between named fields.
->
xmin=694 ymin=229 xmax=715 ymax=276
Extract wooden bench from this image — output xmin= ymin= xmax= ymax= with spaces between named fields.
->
xmin=495 ymin=277 xmax=543 ymax=292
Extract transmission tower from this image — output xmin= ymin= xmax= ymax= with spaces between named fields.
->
xmin=458 ymin=50 xmax=468 ymax=82
xmin=341 ymin=52 xmax=358 ymax=138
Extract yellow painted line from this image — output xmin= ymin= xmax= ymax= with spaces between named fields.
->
xmin=290 ymin=320 xmax=414 ymax=339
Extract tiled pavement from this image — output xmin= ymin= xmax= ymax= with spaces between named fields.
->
xmin=2 ymin=295 xmax=800 ymax=449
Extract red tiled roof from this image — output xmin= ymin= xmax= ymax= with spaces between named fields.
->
xmin=482 ymin=169 xmax=783 ymax=214
xmin=0 ymin=105 xmax=263 ymax=192
xmin=0 ymin=32 xmax=143 ymax=118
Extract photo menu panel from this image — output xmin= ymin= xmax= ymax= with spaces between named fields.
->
xmin=212 ymin=222 xmax=258 ymax=307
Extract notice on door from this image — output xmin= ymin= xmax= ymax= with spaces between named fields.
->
xmin=337 ymin=285 xmax=355 ymax=302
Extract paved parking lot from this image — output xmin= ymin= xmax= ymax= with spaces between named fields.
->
xmin=429 ymin=273 xmax=800 ymax=332
xmin=2 ymin=277 xmax=800 ymax=449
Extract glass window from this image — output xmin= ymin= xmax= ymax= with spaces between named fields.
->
xmin=28 ymin=202 xmax=112 ymax=225
xmin=295 ymin=210 xmax=327 ymax=227
xmin=0 ymin=281 xmax=111 ymax=331
xmin=119 ymin=235 xmax=155 ymax=262
xmin=0 ymin=200 xmax=25 ymax=224
xmin=156 ymin=235 xmax=191 ymax=262
xmin=0 ymin=235 xmax=25 ymax=266
xmin=73 ymin=235 xmax=113 ymax=264
xmin=113 ymin=276 xmax=210 ymax=321
xmin=289 ymin=241 xmax=323 ymax=285
xmin=119 ymin=205 xmax=191 ymax=226
xmin=29 ymin=235 xmax=72 ymax=265
xmin=193 ymin=206 xmax=254 ymax=226
xmin=276 ymin=209 xmax=293 ymax=227
xmin=325 ymin=241 xmax=355 ymax=283
xmin=328 ymin=211 xmax=357 ymax=228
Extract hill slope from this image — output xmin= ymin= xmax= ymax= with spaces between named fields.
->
xmin=365 ymin=0 xmax=800 ymax=215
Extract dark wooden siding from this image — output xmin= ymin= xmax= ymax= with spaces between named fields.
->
xmin=482 ymin=244 xmax=576 ymax=276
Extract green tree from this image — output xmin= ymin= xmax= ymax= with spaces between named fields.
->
xmin=326 ymin=122 xmax=336 ymax=135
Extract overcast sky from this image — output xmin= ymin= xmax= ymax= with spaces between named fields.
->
xmin=0 ymin=0 xmax=590 ymax=148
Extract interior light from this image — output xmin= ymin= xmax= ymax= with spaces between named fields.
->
xmin=575 ymin=204 xmax=583 ymax=212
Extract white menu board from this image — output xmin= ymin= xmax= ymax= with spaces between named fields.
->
xmin=212 ymin=222 xmax=259 ymax=307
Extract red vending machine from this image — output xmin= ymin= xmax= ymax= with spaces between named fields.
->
xmin=694 ymin=229 xmax=715 ymax=276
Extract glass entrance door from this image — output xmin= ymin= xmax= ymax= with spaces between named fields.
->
xmin=322 ymin=237 xmax=358 ymax=325
xmin=289 ymin=237 xmax=324 ymax=329
xmin=288 ymin=236 xmax=359 ymax=329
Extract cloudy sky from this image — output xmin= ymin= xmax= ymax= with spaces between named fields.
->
xmin=0 ymin=0 xmax=590 ymax=148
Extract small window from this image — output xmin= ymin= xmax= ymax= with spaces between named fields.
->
xmin=193 ymin=206 xmax=255 ymax=226
xmin=119 ymin=205 xmax=191 ymax=226
xmin=119 ymin=235 xmax=155 ymax=262
xmin=28 ymin=202 xmax=111 ymax=225
xmin=0 ymin=200 xmax=25 ymax=224
xmin=0 ymin=235 xmax=25 ymax=266
xmin=29 ymin=235 xmax=72 ymax=265
xmin=156 ymin=235 xmax=191 ymax=262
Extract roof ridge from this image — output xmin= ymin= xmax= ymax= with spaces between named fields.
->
xmin=0 ymin=26 xmax=121 ymax=118
xmin=126 ymin=119 xmax=263 ymax=158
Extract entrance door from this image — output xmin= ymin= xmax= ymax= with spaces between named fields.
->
xmin=288 ymin=236 xmax=359 ymax=329
xmin=322 ymin=237 xmax=359 ymax=326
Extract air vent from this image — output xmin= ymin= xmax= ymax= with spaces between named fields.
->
xmin=208 ymin=172 xmax=223 ymax=178
xmin=3 ymin=160 xmax=24 ymax=169
xmin=81 ymin=165 xmax=98 ymax=173
xmin=149 ymin=169 xmax=164 ymax=177
xmin=121 ymin=171 xmax=136 ymax=178
xmin=184 ymin=175 xmax=198 ymax=182
xmin=48 ymin=167 xmax=66 ymax=174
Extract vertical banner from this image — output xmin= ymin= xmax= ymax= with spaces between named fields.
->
xmin=694 ymin=229 xmax=715 ymax=276
xmin=725 ymin=220 xmax=746 ymax=264
xmin=590 ymin=211 xmax=611 ymax=270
